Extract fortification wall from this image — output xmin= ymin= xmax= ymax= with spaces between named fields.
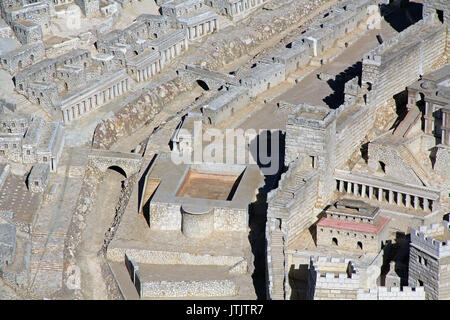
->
xmin=438 ymin=255 xmax=450 ymax=300
xmin=357 ymin=286 xmax=425 ymax=300
xmin=335 ymin=106 xmax=374 ymax=169
xmin=285 ymin=173 xmax=319 ymax=247
xmin=411 ymin=221 xmax=450 ymax=258
xmin=408 ymin=245 xmax=440 ymax=300
xmin=308 ymin=256 xmax=360 ymax=300
xmin=362 ymin=19 xmax=446 ymax=109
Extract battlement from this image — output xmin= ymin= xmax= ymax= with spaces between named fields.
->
xmin=363 ymin=18 xmax=444 ymax=66
xmin=287 ymin=104 xmax=336 ymax=129
xmin=310 ymin=256 xmax=359 ymax=281
xmin=357 ymin=286 xmax=425 ymax=300
xmin=410 ymin=221 xmax=450 ymax=258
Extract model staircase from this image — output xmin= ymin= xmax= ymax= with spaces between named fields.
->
xmin=393 ymin=107 xmax=421 ymax=138
xmin=269 ymin=229 xmax=285 ymax=300
xmin=398 ymin=145 xmax=432 ymax=187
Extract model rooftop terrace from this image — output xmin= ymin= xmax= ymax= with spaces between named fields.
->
xmin=288 ymin=104 xmax=336 ymax=127
xmin=327 ymin=199 xmax=380 ymax=220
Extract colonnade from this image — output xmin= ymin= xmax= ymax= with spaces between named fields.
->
xmin=187 ymin=19 xmax=217 ymax=40
xmin=62 ymin=78 xmax=130 ymax=123
xmin=335 ymin=178 xmax=436 ymax=212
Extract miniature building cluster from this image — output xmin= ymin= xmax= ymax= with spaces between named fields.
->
xmin=0 ymin=0 xmax=448 ymax=301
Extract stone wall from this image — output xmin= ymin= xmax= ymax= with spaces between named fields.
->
xmin=307 ymin=256 xmax=360 ymax=300
xmin=108 ymin=247 xmax=244 ymax=267
xmin=92 ymin=74 xmax=194 ymax=149
xmin=362 ymin=19 xmax=447 ymax=110
xmin=408 ymin=245 xmax=440 ymax=300
xmin=335 ymin=106 xmax=375 ymax=169
xmin=357 ymin=286 xmax=425 ymax=300
xmin=141 ymin=279 xmax=237 ymax=298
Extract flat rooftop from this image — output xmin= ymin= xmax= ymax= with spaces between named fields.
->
xmin=176 ymin=169 xmax=242 ymax=201
xmin=327 ymin=198 xmax=380 ymax=219
xmin=317 ymin=216 xmax=390 ymax=235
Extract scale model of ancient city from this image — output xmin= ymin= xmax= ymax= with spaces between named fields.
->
xmin=0 ymin=0 xmax=448 ymax=300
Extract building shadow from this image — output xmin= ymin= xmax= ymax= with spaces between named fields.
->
xmin=247 ymin=130 xmax=286 ymax=300
xmin=288 ymin=264 xmax=309 ymax=300
xmin=380 ymin=1 xmax=423 ymax=33
xmin=389 ymin=90 xmax=409 ymax=131
xmin=322 ymin=61 xmax=362 ymax=109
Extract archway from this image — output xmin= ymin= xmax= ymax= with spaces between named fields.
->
xmin=196 ymin=80 xmax=210 ymax=91
xmin=107 ymin=165 xmax=127 ymax=178
xmin=332 ymin=237 xmax=338 ymax=246
xmin=357 ymin=241 xmax=363 ymax=250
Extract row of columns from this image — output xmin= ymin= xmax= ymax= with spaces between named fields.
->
xmin=136 ymin=60 xmax=162 ymax=83
xmin=336 ymin=179 xmax=434 ymax=212
xmin=63 ymin=78 xmax=129 ymax=123
xmin=160 ymin=39 xmax=187 ymax=67
xmin=230 ymin=0 xmax=263 ymax=15
xmin=187 ymin=19 xmax=217 ymax=40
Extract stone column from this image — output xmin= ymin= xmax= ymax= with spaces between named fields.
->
xmin=397 ymin=193 xmax=402 ymax=206
xmin=353 ymin=183 xmax=359 ymax=196
xmin=424 ymin=199 xmax=431 ymax=212
xmin=442 ymin=110 xmax=449 ymax=145
xmin=414 ymin=196 xmax=419 ymax=210
xmin=378 ymin=188 xmax=383 ymax=202
xmin=368 ymin=186 xmax=373 ymax=199
xmin=405 ymin=194 xmax=411 ymax=208
xmin=361 ymin=185 xmax=366 ymax=198
xmin=424 ymin=102 xmax=434 ymax=135
xmin=338 ymin=180 xmax=344 ymax=192
xmin=389 ymin=190 xmax=393 ymax=204
xmin=347 ymin=182 xmax=352 ymax=193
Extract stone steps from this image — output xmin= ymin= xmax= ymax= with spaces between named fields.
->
xmin=268 ymin=229 xmax=285 ymax=300
xmin=398 ymin=146 xmax=432 ymax=186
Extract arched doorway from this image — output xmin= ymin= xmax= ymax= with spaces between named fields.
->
xmin=196 ymin=80 xmax=210 ymax=91
xmin=357 ymin=241 xmax=363 ymax=250
xmin=107 ymin=165 xmax=127 ymax=178
xmin=332 ymin=237 xmax=338 ymax=246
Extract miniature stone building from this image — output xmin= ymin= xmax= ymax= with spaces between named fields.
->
xmin=28 ymin=163 xmax=50 ymax=193
xmin=0 ymin=116 xmax=65 ymax=171
xmin=206 ymin=0 xmax=267 ymax=21
xmin=316 ymin=199 xmax=390 ymax=254
xmin=409 ymin=221 xmax=450 ymax=300
xmin=161 ymin=0 xmax=219 ymax=41
xmin=140 ymin=153 xmax=264 ymax=237
xmin=201 ymin=85 xmax=250 ymax=125
xmin=75 ymin=0 xmax=99 ymax=17
xmin=239 ymin=61 xmax=285 ymax=97
xmin=285 ymin=104 xmax=336 ymax=203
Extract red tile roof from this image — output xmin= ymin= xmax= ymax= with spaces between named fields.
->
xmin=317 ymin=217 xmax=390 ymax=234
